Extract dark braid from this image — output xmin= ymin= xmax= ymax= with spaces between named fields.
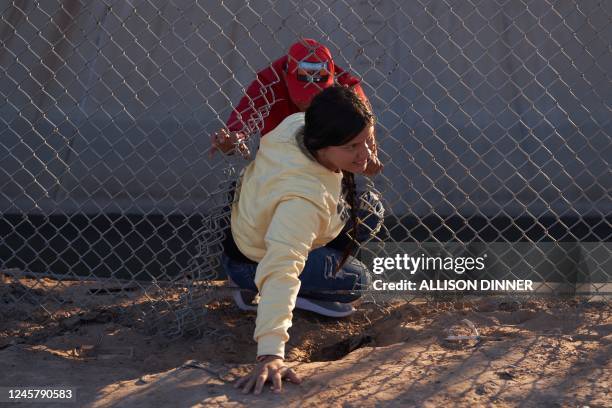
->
xmin=336 ymin=171 xmax=359 ymax=275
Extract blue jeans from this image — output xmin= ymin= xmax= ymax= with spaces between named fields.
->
xmin=223 ymin=248 xmax=371 ymax=303
xmin=223 ymin=190 xmax=384 ymax=303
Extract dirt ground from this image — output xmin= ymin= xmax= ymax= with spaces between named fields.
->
xmin=1 ymin=275 xmax=611 ymax=407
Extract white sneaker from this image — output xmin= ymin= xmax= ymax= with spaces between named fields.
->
xmin=295 ymin=297 xmax=355 ymax=317
xmin=232 ymin=290 xmax=258 ymax=311
xmin=229 ymin=276 xmax=354 ymax=317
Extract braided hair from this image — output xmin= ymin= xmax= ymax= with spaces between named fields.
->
xmin=301 ymin=85 xmax=375 ymax=274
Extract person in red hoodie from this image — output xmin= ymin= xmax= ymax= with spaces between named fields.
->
xmin=210 ymin=38 xmax=383 ymax=176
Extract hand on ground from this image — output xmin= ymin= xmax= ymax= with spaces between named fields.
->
xmin=234 ymin=355 xmax=301 ymax=395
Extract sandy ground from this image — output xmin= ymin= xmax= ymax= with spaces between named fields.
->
xmin=1 ymin=275 xmax=611 ymax=407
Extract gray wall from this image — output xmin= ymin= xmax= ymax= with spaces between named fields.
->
xmin=1 ymin=0 xmax=610 ymax=217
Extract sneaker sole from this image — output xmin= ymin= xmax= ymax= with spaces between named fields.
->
xmin=232 ymin=288 xmax=355 ymax=317
xmin=232 ymin=290 xmax=257 ymax=311
xmin=295 ymin=297 xmax=355 ymax=317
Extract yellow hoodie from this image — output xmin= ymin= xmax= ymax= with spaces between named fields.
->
xmin=230 ymin=112 xmax=346 ymax=358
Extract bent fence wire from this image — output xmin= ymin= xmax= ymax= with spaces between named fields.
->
xmin=0 ymin=0 xmax=610 ymax=337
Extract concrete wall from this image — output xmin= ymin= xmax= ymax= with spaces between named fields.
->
xmin=1 ymin=0 xmax=609 ymax=217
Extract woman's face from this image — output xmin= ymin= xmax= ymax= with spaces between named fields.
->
xmin=316 ymin=125 xmax=374 ymax=174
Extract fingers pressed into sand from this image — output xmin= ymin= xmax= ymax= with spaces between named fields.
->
xmin=271 ymin=370 xmax=282 ymax=393
xmin=242 ymin=374 xmax=257 ymax=394
xmin=254 ymin=371 xmax=269 ymax=395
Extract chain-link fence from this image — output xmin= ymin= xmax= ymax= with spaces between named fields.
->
xmin=1 ymin=0 xmax=610 ymax=339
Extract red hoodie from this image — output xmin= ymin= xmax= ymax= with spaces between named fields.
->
xmin=226 ymin=55 xmax=367 ymax=137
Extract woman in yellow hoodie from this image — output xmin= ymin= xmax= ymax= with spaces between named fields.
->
xmin=224 ymin=86 xmax=382 ymax=394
